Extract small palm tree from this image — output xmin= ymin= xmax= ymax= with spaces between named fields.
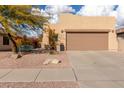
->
xmin=0 ymin=5 xmax=48 ymax=53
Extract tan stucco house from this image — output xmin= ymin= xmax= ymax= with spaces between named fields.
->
xmin=0 ymin=14 xmax=118 ymax=51
xmin=43 ymin=14 xmax=118 ymax=51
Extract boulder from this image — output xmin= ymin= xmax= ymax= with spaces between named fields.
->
xmin=43 ymin=58 xmax=61 ymax=65
xmin=51 ymin=59 xmax=61 ymax=64
xmin=43 ymin=59 xmax=52 ymax=65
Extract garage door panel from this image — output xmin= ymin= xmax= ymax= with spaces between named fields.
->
xmin=66 ymin=32 xmax=108 ymax=50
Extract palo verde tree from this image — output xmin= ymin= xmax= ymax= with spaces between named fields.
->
xmin=0 ymin=5 xmax=48 ymax=53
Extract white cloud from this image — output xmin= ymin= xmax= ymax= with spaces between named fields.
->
xmin=76 ymin=5 xmax=114 ymax=16
xmin=40 ymin=9 xmax=49 ymax=17
xmin=116 ymin=5 xmax=124 ymax=27
xmin=45 ymin=6 xmax=59 ymax=15
xmin=48 ymin=14 xmax=59 ymax=24
xmin=40 ymin=5 xmax=75 ymax=24
xmin=58 ymin=5 xmax=75 ymax=13
xmin=109 ymin=10 xmax=118 ymax=27
xmin=45 ymin=5 xmax=75 ymax=14
xmin=108 ymin=5 xmax=124 ymax=28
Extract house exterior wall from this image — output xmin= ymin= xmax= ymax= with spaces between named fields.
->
xmin=108 ymin=30 xmax=118 ymax=51
xmin=42 ymin=14 xmax=118 ymax=51
xmin=0 ymin=36 xmax=12 ymax=51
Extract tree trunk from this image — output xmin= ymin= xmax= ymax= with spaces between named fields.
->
xmin=7 ymin=33 xmax=18 ymax=53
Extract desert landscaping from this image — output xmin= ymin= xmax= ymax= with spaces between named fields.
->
xmin=0 ymin=52 xmax=70 ymax=69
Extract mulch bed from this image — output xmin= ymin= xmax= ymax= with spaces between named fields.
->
xmin=0 ymin=81 xmax=79 ymax=88
xmin=0 ymin=52 xmax=71 ymax=69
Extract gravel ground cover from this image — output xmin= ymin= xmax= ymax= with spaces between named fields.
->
xmin=0 ymin=52 xmax=71 ymax=69
xmin=0 ymin=81 xmax=79 ymax=88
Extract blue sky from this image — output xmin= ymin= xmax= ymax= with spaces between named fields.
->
xmin=39 ymin=5 xmax=83 ymax=14
xmin=39 ymin=5 xmax=118 ymax=14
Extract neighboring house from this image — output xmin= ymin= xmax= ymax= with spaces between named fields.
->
xmin=0 ymin=29 xmax=12 ymax=51
xmin=116 ymin=27 xmax=124 ymax=51
xmin=116 ymin=27 xmax=124 ymax=38
xmin=43 ymin=13 xmax=118 ymax=51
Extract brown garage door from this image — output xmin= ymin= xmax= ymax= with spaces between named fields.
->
xmin=66 ymin=32 xmax=108 ymax=50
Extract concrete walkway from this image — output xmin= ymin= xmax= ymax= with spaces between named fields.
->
xmin=0 ymin=68 xmax=76 ymax=82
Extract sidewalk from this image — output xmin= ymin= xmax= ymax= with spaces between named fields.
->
xmin=0 ymin=68 xmax=79 ymax=88
xmin=0 ymin=68 xmax=76 ymax=82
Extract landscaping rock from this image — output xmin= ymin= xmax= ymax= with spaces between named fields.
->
xmin=43 ymin=58 xmax=61 ymax=65
xmin=51 ymin=59 xmax=61 ymax=64
xmin=17 ymin=54 xmax=22 ymax=59
xmin=43 ymin=59 xmax=52 ymax=65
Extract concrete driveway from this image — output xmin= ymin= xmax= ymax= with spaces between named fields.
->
xmin=67 ymin=51 xmax=124 ymax=88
